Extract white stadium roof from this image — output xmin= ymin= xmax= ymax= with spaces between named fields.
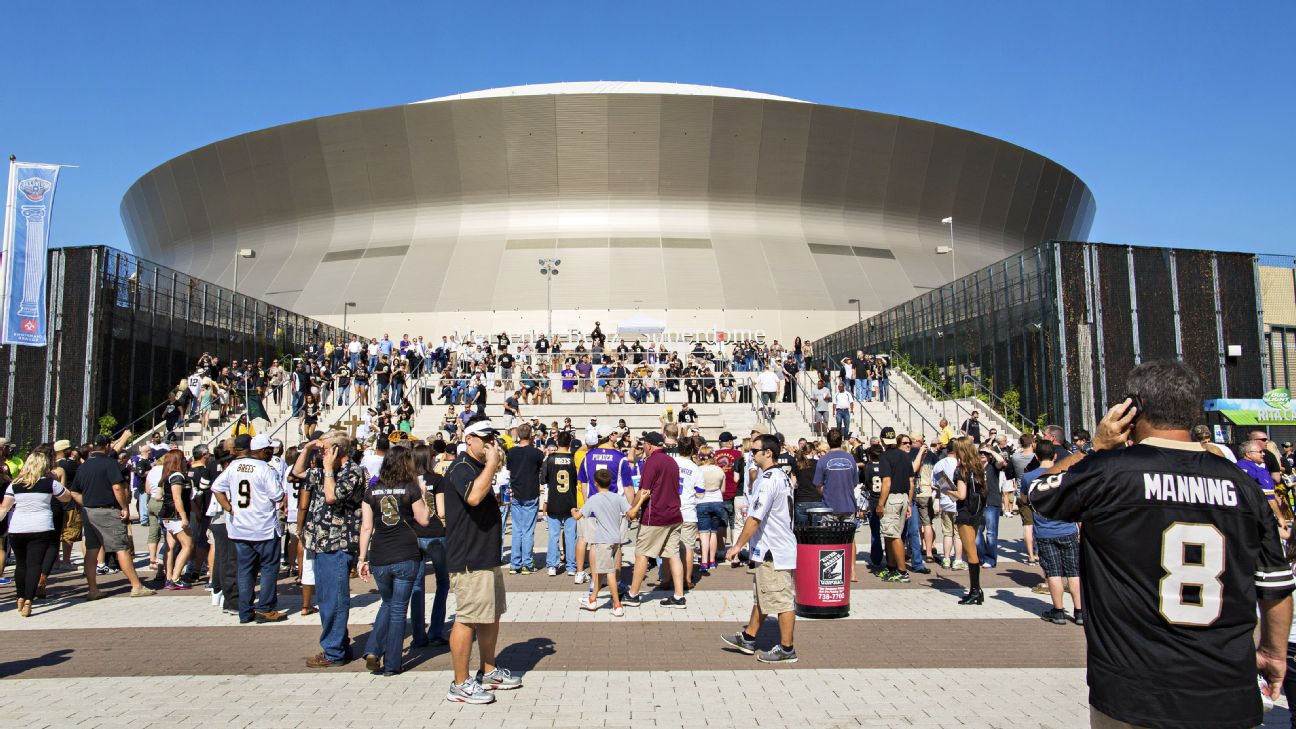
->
xmin=418 ymin=81 xmax=807 ymax=104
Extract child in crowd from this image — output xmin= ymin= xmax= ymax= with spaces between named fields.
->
xmin=573 ymin=470 xmax=628 ymax=617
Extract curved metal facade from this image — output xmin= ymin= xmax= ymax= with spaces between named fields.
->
xmin=121 ymin=85 xmax=1095 ymax=339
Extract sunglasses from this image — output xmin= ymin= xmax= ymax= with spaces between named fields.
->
xmin=898 ymin=439 xmax=912 ymax=445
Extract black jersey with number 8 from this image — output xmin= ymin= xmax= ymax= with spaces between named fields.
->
xmin=1031 ymin=438 xmax=1294 ymax=729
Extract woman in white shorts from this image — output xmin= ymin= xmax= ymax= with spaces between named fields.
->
xmin=156 ymin=450 xmax=196 ymax=590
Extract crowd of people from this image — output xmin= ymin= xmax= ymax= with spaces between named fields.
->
xmin=3 ymin=332 xmax=1296 ymax=724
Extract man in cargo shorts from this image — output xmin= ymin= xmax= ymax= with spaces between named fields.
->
xmin=721 ymin=432 xmax=798 ymax=663
xmin=624 ymin=431 xmax=687 ymax=608
xmin=441 ymin=419 xmax=522 ymax=704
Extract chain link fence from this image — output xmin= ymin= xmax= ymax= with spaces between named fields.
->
xmin=811 ymin=240 xmax=1265 ymax=437
xmin=0 ymin=245 xmax=349 ymax=450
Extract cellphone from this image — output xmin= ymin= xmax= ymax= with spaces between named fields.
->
xmin=1119 ymin=392 xmax=1143 ymax=421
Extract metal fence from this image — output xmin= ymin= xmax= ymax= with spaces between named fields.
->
xmin=811 ymin=240 xmax=1266 ymax=437
xmin=0 ymin=246 xmax=350 ymax=449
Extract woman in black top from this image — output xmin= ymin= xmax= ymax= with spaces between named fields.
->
xmin=409 ymin=442 xmax=451 ymax=647
xmin=0 ymin=451 xmax=71 ymax=616
xmin=951 ymin=437 xmax=988 ymax=605
xmin=156 ymin=450 xmax=195 ymax=590
xmin=300 ymin=394 xmax=320 ymax=439
xmin=359 ymin=446 xmax=430 ymax=675
xmin=793 ymin=444 xmax=822 ymax=525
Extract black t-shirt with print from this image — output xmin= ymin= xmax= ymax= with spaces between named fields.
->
xmin=364 ymin=480 xmax=422 ymax=566
xmin=411 ymin=472 xmax=445 ymax=539
xmin=544 ymin=452 xmax=579 ymax=514
xmin=438 ymin=454 xmax=502 ymax=572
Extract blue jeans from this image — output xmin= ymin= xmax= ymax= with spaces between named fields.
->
xmin=903 ymin=500 xmax=926 ymax=571
xmin=976 ymin=505 xmax=1001 ymax=568
xmin=135 ymin=491 xmax=150 ymax=525
xmin=349 ymin=352 xmax=360 ymax=370
xmin=291 ymin=390 xmax=304 ymax=417
xmin=338 ymin=386 xmax=351 ymax=406
xmin=411 ymin=537 xmax=449 ymax=645
xmin=233 ymin=538 xmax=280 ymax=621
xmin=510 ymin=498 xmax=539 ymax=570
xmin=365 ymin=559 xmax=419 ymax=674
xmin=546 ymin=515 xmax=577 ymax=573
xmin=867 ymin=508 xmax=884 ymax=566
xmin=314 ymin=550 xmax=356 ymax=663
xmin=835 ymin=409 xmax=850 ymax=434
xmin=377 ymin=382 xmax=389 ymax=401
xmin=794 ymin=500 xmax=825 ymax=526
xmin=878 ymin=377 xmax=889 ymax=402
xmin=854 ymin=378 xmax=867 ymax=401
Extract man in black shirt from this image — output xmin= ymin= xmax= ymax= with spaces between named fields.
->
xmin=70 ymin=434 xmax=155 ymax=599
xmin=505 ymin=425 xmax=545 ymax=574
xmin=439 ymin=419 xmax=520 ymax=703
xmin=1033 ymin=360 xmax=1293 ymax=728
xmin=541 ymin=431 xmax=579 ymax=576
xmin=875 ymin=427 xmax=914 ymax=582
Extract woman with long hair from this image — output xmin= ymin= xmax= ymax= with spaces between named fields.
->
xmin=156 ymin=450 xmax=194 ymax=590
xmin=0 ymin=451 xmax=71 ymax=616
xmin=408 ymin=442 xmax=451 ymax=647
xmin=952 ymin=437 xmax=988 ymax=605
xmin=358 ymin=446 xmax=430 ymax=675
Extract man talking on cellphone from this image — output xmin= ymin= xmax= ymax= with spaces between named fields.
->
xmin=441 ymin=418 xmax=523 ymax=704
xmin=1031 ymin=360 xmax=1294 ymax=729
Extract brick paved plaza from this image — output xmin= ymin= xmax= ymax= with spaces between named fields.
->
xmin=0 ymin=520 xmax=1286 ymax=728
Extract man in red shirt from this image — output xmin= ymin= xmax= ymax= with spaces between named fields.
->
xmin=713 ymin=431 xmax=744 ymax=557
xmin=624 ymin=432 xmax=686 ymax=608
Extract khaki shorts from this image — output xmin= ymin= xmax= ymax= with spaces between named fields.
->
xmin=1019 ymin=499 xmax=1035 ymax=526
xmin=915 ymin=495 xmax=937 ymax=526
xmin=636 ymin=523 xmax=682 ymax=559
xmin=591 ymin=543 xmax=617 ymax=574
xmin=450 ymin=566 xmax=507 ymax=624
xmin=679 ymin=522 xmax=698 ymax=556
xmin=754 ymin=560 xmax=795 ymax=615
xmin=879 ymin=494 xmax=908 ymax=539
xmin=61 ymin=507 xmax=83 ymax=542
xmin=940 ymin=510 xmax=956 ymax=536
xmin=581 ymin=516 xmax=597 ymax=542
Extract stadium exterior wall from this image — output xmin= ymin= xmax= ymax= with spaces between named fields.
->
xmin=121 ymin=83 xmax=1095 ymax=342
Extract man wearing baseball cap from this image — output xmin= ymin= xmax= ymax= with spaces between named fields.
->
xmin=211 ymin=434 xmax=288 ymax=623
xmin=441 ymin=418 xmax=522 ymax=703
xmin=624 ymin=431 xmax=687 ymax=608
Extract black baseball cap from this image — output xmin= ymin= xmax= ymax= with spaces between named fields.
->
xmin=641 ymin=431 xmax=665 ymax=447
xmin=233 ymin=434 xmax=253 ymax=450
xmin=719 ymin=431 xmax=735 ymax=443
xmin=94 ymin=434 xmax=111 ymax=447
xmin=880 ymin=426 xmax=898 ymax=445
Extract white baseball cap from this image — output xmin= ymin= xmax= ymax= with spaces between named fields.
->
xmin=250 ymin=434 xmax=273 ymax=451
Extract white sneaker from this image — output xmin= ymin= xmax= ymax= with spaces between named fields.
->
xmin=953 ymin=560 xmax=967 ymax=570
xmin=573 ymin=570 xmax=587 ymax=584
xmin=211 ymin=590 xmax=222 ymax=607
xmin=611 ymin=606 xmax=625 ymax=618
xmin=579 ymin=597 xmax=599 ymax=612
xmin=547 ymin=567 xmax=557 ymax=577
xmin=446 ymin=679 xmax=496 ymax=704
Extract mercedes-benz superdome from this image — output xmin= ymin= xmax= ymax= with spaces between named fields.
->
xmin=121 ymin=81 xmax=1094 ymax=342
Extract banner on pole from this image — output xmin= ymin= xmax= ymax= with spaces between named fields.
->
xmin=1 ymin=160 xmax=62 ymax=346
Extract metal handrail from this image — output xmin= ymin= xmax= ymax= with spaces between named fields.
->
xmin=957 ymin=370 xmax=1033 ymax=431
xmin=887 ymin=353 xmax=977 ymax=433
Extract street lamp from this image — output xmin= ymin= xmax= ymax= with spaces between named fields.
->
xmin=938 ymin=216 xmax=955 ymax=281
xmin=539 ymin=258 xmax=561 ymax=334
xmin=847 ymin=297 xmax=862 ymax=325
xmin=343 ymin=301 xmax=357 ymax=333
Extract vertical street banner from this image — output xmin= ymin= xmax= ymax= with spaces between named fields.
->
xmin=1 ymin=160 xmax=62 ymax=346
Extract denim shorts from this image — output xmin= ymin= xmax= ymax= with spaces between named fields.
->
xmin=696 ymin=502 xmax=727 ymax=533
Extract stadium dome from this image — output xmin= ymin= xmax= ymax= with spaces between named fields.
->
xmin=121 ymin=81 xmax=1094 ymax=341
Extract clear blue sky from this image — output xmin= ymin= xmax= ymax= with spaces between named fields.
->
xmin=3 ymin=2 xmax=1292 ymax=256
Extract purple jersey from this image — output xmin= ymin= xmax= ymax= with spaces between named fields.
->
xmin=578 ymin=447 xmax=628 ymax=496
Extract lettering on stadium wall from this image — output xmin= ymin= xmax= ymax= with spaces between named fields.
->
xmin=445 ymin=328 xmax=767 ymax=345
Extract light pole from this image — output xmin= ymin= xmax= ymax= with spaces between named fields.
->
xmin=938 ymin=216 xmax=955 ymax=281
xmin=232 ymin=248 xmax=255 ymax=370
xmin=539 ymin=258 xmax=561 ymax=334
xmin=847 ymin=297 xmax=862 ymax=326
xmin=343 ymin=301 xmax=356 ymax=334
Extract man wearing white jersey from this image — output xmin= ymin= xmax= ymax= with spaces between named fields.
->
xmin=213 ymin=434 xmax=288 ymax=624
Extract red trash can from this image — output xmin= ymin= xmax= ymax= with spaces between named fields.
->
xmin=793 ymin=516 xmax=856 ymax=618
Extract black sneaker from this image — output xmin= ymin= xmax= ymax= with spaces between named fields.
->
xmin=621 ymin=593 xmax=642 ymax=607
xmin=912 ymin=567 xmax=932 ymax=575
xmin=1041 ymin=608 xmax=1068 ymax=625
xmin=1073 ymin=609 xmax=1085 ymax=626
xmin=660 ymin=595 xmax=687 ymax=609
